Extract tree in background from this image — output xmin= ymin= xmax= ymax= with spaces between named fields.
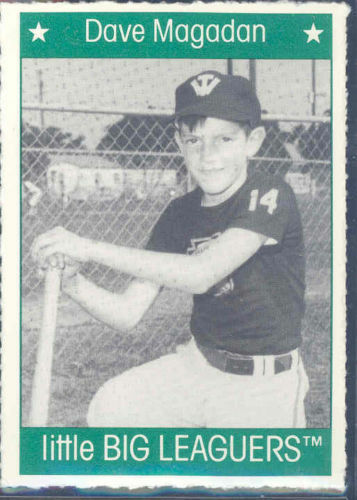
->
xmin=96 ymin=115 xmax=176 ymax=154
xmin=96 ymin=115 xmax=186 ymax=186
xmin=294 ymin=113 xmax=331 ymax=162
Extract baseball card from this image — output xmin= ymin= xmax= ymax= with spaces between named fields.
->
xmin=1 ymin=1 xmax=350 ymax=495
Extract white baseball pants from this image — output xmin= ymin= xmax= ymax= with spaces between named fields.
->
xmin=87 ymin=339 xmax=309 ymax=427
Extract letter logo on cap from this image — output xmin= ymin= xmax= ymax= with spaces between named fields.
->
xmin=190 ymin=74 xmax=221 ymax=97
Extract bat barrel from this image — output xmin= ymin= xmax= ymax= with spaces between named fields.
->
xmin=29 ymin=266 xmax=61 ymax=426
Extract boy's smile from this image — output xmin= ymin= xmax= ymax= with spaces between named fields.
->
xmin=176 ymin=117 xmax=264 ymax=207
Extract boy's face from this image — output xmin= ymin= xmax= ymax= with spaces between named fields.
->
xmin=176 ymin=117 xmax=264 ymax=199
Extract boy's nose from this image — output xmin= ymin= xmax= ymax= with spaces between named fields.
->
xmin=200 ymin=141 xmax=216 ymax=165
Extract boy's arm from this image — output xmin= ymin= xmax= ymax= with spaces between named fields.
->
xmin=32 ymin=226 xmax=266 ymax=294
xmin=63 ymin=274 xmax=161 ymax=331
xmin=91 ymin=229 xmax=266 ymax=293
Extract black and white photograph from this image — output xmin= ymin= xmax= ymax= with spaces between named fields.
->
xmin=21 ymin=58 xmax=332 ymax=429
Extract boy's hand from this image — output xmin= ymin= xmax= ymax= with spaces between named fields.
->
xmin=37 ymin=254 xmax=81 ymax=296
xmin=31 ymin=226 xmax=94 ymax=267
xmin=38 ymin=254 xmax=80 ymax=281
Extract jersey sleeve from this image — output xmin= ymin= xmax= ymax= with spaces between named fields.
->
xmin=145 ymin=202 xmax=177 ymax=253
xmin=229 ymin=178 xmax=295 ymax=245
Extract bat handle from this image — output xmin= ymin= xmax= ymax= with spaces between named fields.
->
xmin=29 ymin=266 xmax=62 ymax=426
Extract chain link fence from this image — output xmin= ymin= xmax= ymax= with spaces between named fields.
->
xmin=21 ymin=106 xmax=331 ymax=427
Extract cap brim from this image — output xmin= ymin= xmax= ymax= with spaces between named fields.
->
xmin=174 ymin=101 xmax=257 ymax=127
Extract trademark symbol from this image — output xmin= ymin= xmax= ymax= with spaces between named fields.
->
xmin=303 ymin=435 xmax=322 ymax=447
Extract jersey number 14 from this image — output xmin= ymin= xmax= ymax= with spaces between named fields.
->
xmin=248 ymin=189 xmax=279 ymax=214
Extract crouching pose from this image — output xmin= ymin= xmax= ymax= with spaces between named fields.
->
xmin=32 ymin=71 xmax=308 ymax=427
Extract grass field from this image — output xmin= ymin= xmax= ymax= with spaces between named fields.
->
xmin=22 ymin=290 xmax=330 ymax=427
xmin=21 ymin=189 xmax=331 ymax=428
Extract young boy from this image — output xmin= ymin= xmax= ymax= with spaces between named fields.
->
xmin=32 ymin=71 xmax=308 ymax=428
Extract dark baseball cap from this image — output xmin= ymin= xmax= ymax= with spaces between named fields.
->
xmin=175 ymin=70 xmax=261 ymax=128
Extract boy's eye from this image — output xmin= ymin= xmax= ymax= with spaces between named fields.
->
xmin=184 ymin=137 xmax=199 ymax=145
xmin=220 ymin=136 xmax=233 ymax=143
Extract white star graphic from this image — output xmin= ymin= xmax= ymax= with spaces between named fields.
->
xmin=29 ymin=22 xmax=49 ymax=42
xmin=303 ymin=23 xmax=324 ymax=44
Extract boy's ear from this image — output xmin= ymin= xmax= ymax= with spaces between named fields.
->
xmin=247 ymin=126 xmax=266 ymax=157
xmin=175 ymin=130 xmax=183 ymax=153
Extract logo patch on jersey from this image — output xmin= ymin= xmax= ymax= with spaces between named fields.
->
xmin=190 ymin=74 xmax=221 ymax=97
xmin=187 ymin=233 xmax=221 ymax=255
xmin=187 ymin=233 xmax=235 ymax=297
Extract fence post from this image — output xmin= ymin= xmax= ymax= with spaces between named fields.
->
xmin=311 ymin=60 xmax=316 ymax=116
xmin=249 ymin=60 xmax=257 ymax=91
xmin=37 ymin=69 xmax=45 ymax=128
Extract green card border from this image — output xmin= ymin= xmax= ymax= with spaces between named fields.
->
xmin=18 ymin=11 xmax=334 ymax=477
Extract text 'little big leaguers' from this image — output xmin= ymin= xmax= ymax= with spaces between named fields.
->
xmin=32 ymin=70 xmax=308 ymax=428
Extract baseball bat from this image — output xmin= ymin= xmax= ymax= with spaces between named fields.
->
xmin=29 ymin=266 xmax=62 ymax=426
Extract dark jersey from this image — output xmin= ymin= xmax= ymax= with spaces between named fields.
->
xmin=146 ymin=171 xmax=305 ymax=355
